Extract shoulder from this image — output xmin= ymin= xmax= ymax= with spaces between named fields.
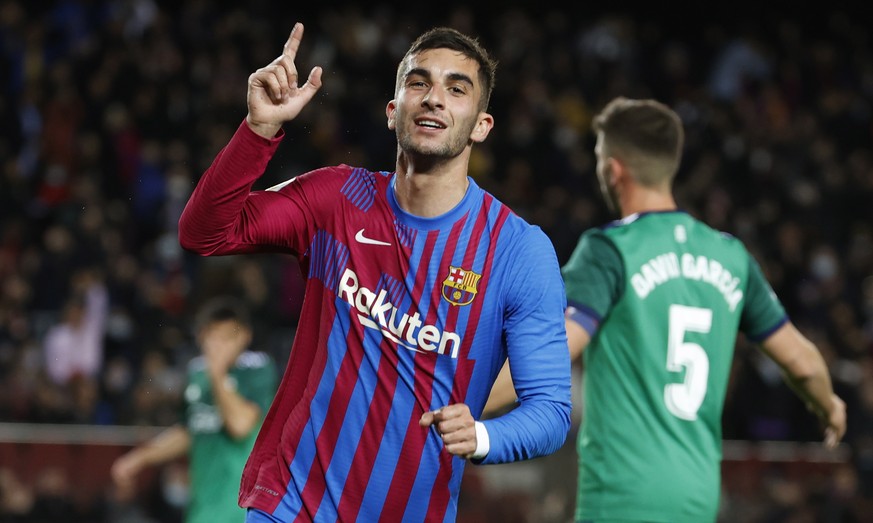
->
xmin=489 ymin=210 xmax=562 ymax=276
xmin=266 ymin=165 xmax=389 ymax=194
xmin=493 ymin=207 xmax=556 ymax=256
xmin=691 ymin=218 xmax=750 ymax=255
xmin=479 ymin=190 xmax=548 ymax=241
xmin=574 ymin=224 xmax=619 ymax=253
xmin=714 ymin=228 xmax=746 ymax=249
xmin=588 ymin=216 xmax=635 ymax=246
xmin=565 ymin=226 xmax=622 ymax=271
xmin=187 ymin=355 xmax=206 ymax=373
xmin=235 ymin=351 xmax=275 ymax=370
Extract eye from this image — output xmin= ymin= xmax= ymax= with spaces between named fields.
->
xmin=406 ymin=78 xmax=429 ymax=89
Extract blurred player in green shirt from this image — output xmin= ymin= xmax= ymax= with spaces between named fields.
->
xmin=486 ymin=97 xmax=846 ymax=522
xmin=112 ymin=297 xmax=278 ymax=523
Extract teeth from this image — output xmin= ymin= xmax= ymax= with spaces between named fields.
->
xmin=418 ymin=120 xmax=443 ymax=128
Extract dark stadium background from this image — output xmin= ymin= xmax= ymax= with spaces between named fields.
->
xmin=0 ymin=2 xmax=871 ymax=521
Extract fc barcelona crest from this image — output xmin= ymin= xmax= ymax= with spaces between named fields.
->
xmin=441 ymin=266 xmax=482 ymax=306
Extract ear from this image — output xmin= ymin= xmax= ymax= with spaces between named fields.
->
xmin=608 ymin=157 xmax=626 ymax=186
xmin=470 ymin=111 xmax=494 ymax=143
xmin=386 ymin=100 xmax=397 ymax=130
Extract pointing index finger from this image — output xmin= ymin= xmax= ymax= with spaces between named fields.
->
xmin=283 ymin=22 xmax=304 ymax=60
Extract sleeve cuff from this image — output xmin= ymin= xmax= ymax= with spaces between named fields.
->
xmin=470 ymin=421 xmax=490 ymax=459
xmin=239 ymin=118 xmax=286 ymax=145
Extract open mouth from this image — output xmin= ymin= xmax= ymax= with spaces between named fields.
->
xmin=415 ymin=118 xmax=447 ymax=130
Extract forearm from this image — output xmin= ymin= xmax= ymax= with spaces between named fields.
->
xmin=481 ymin=353 xmax=573 ymax=462
xmin=782 ymin=348 xmax=837 ymax=419
xmin=481 ymin=260 xmax=573 ymax=462
xmin=210 ymin=371 xmax=262 ymax=440
xmin=178 ymin=120 xmax=282 ymax=255
xmin=762 ymin=323 xmax=837 ymax=419
xmin=131 ymin=425 xmax=191 ymax=467
xmin=486 ymin=325 xmax=573 ymax=460
xmin=477 ymin=397 xmax=571 ymax=464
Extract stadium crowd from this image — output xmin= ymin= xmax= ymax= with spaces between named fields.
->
xmin=0 ymin=1 xmax=871 ymax=521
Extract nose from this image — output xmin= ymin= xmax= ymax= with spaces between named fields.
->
xmin=421 ymin=85 xmax=445 ymax=109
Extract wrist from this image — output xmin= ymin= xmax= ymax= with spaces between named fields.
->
xmin=208 ymin=367 xmax=228 ymax=384
xmin=470 ymin=421 xmax=490 ymax=459
xmin=245 ymin=116 xmax=282 ymax=139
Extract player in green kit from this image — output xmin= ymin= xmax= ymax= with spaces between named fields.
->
xmin=112 ymin=297 xmax=278 ymax=523
xmin=485 ymin=97 xmax=847 ymax=522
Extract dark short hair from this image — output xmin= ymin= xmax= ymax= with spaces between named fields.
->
xmin=592 ymin=97 xmax=684 ymax=186
xmin=194 ymin=296 xmax=251 ymax=333
xmin=396 ymin=26 xmax=498 ymax=111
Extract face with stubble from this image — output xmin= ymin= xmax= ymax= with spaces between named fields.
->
xmin=387 ymin=48 xmax=490 ymax=162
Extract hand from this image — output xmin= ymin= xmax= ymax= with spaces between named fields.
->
xmin=201 ymin=324 xmax=246 ymax=378
xmin=110 ymin=453 xmax=141 ymax=487
xmin=246 ymin=22 xmax=323 ymax=138
xmin=419 ymin=404 xmax=477 ymax=458
xmin=822 ymin=393 xmax=847 ymax=449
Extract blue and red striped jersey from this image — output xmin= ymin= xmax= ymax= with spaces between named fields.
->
xmin=178 ymin=120 xmax=572 ymax=522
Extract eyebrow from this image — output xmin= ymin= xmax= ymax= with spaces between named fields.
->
xmin=406 ymin=67 xmax=475 ymax=89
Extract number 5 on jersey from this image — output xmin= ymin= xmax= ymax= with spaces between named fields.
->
xmin=665 ymin=304 xmax=712 ymax=420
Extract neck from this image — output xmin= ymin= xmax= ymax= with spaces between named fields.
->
xmin=619 ymin=186 xmax=677 ymax=218
xmin=393 ymin=152 xmax=471 ymax=217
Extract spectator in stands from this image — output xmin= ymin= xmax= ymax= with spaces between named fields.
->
xmin=41 ymin=268 xmax=108 ymax=386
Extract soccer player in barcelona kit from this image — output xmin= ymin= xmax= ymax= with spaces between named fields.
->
xmin=111 ymin=297 xmax=278 ymax=523
xmin=177 ymin=24 xmax=572 ymax=522
xmin=485 ymin=97 xmax=846 ymax=523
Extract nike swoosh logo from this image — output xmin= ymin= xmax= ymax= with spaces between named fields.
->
xmin=355 ymin=229 xmax=392 ymax=246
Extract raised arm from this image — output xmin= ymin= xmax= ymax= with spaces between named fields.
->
xmin=178 ymin=23 xmax=323 ymax=256
xmin=758 ymin=321 xmax=847 ymax=448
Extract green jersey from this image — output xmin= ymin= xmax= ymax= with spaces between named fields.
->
xmin=563 ymin=211 xmax=786 ymax=523
xmin=183 ymin=350 xmax=277 ymax=523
